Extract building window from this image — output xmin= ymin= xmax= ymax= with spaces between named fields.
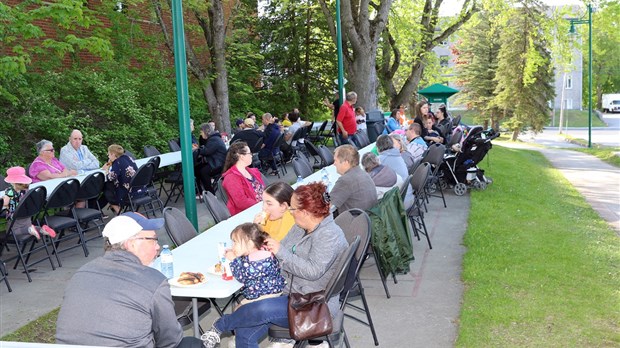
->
xmin=565 ymin=75 xmax=572 ymax=89
xmin=564 ymin=99 xmax=573 ymax=109
xmin=440 ymin=55 xmax=449 ymax=68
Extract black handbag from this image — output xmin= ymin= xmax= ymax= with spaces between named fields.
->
xmin=287 ymin=276 xmax=333 ymax=340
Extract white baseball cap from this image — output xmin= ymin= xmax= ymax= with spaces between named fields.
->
xmin=102 ymin=212 xmax=164 ymax=244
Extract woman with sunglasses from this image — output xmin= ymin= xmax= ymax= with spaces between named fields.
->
xmin=222 ymin=141 xmax=265 ymax=216
xmin=29 ymin=139 xmax=77 ymax=183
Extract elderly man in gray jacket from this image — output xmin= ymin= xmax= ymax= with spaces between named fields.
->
xmin=56 ymin=213 xmax=202 ymax=348
xmin=330 ymin=144 xmax=378 ymax=214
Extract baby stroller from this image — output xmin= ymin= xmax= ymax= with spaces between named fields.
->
xmin=441 ymin=126 xmax=499 ymax=196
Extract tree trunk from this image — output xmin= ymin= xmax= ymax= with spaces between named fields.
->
xmin=511 ymin=129 xmax=519 ymax=141
xmin=558 ymin=72 xmax=566 ymax=134
xmin=318 ymin=0 xmax=392 ymax=111
xmin=152 ymin=0 xmax=231 ymax=134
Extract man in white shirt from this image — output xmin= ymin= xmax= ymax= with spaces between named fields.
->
xmin=59 ymin=129 xmax=100 ymax=172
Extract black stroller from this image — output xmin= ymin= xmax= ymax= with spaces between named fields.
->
xmin=441 ymin=126 xmax=499 ymax=196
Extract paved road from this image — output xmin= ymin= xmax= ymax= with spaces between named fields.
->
xmin=520 ymin=112 xmax=620 ymax=148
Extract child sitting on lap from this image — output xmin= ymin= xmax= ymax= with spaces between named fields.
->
xmin=224 ymin=222 xmax=285 ymax=307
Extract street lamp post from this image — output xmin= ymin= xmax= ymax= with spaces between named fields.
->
xmin=568 ymin=4 xmax=593 ymax=148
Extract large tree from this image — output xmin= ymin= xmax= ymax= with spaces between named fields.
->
xmin=588 ymin=0 xmax=620 ymax=109
xmin=492 ymin=0 xmax=555 ymax=140
xmin=379 ymin=0 xmax=477 ymax=110
xmin=453 ymin=1 xmax=504 ymax=129
xmin=258 ymin=0 xmax=337 ymax=117
xmin=152 ymin=0 xmax=232 ymax=133
xmin=317 ymin=0 xmax=393 ymax=111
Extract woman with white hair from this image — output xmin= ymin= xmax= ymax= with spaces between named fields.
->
xmin=29 ymin=139 xmax=77 ymax=183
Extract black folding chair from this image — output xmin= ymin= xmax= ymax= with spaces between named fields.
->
xmin=292 ymin=156 xmax=313 ymax=179
xmin=45 ymin=178 xmax=88 ymax=260
xmin=0 ymin=186 xmax=55 ymax=282
xmin=214 ymin=176 xmax=228 ymax=206
xmin=202 ymin=191 xmax=231 ymax=224
xmin=307 ymin=120 xmax=328 ymax=145
xmin=304 ymin=141 xmax=323 ymax=169
xmin=161 ymin=207 xmax=212 ymax=332
xmin=268 ymin=236 xmax=360 ymax=348
xmin=168 ymin=139 xmax=182 ymax=152
xmin=407 ymin=163 xmax=433 ymax=249
xmin=335 ymin=209 xmax=378 ymax=346
xmin=74 ymin=171 xmax=106 ymax=243
xmin=0 ymin=260 xmax=11 ymax=292
xmin=420 ymin=143 xmax=447 ymax=208
xmin=318 ymin=145 xmax=335 ymax=167
xmin=260 ymin=132 xmax=288 ymax=178
xmin=125 ymin=162 xmax=160 ymax=217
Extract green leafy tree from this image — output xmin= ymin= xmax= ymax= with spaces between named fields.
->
xmin=492 ymin=0 xmax=555 ymax=140
xmin=379 ymin=0 xmax=477 ymax=110
xmin=453 ymin=1 xmax=504 ymax=129
xmin=587 ymin=0 xmax=620 ymax=109
xmin=0 ymin=0 xmax=113 ymax=102
xmin=258 ymin=0 xmax=336 ymax=118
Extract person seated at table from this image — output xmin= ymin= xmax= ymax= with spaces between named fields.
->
xmin=257 ymin=113 xmax=282 ymax=176
xmin=361 ymin=152 xmax=403 ymax=200
xmin=376 ymin=135 xmax=413 ymax=208
xmin=376 ymin=135 xmax=409 ymax=180
xmin=229 ymin=118 xmax=264 ymax=152
xmin=232 ymin=118 xmax=245 ymax=135
xmin=101 ymin=144 xmax=138 ymax=215
xmin=29 ymin=140 xmax=78 ymax=183
xmin=194 ymin=123 xmax=227 ymax=194
xmin=56 ymin=212 xmax=203 ymax=348
xmin=435 ymin=104 xmax=452 ymax=142
xmin=253 ymin=182 xmax=294 ymax=241
xmin=281 ymin=110 xmax=311 ymax=161
xmin=386 ymin=108 xmax=402 ymax=133
xmin=59 ymin=129 xmax=100 ymax=173
xmin=224 ymin=222 xmax=286 ymax=308
xmin=390 ymin=134 xmax=416 ymax=171
xmin=200 ymin=182 xmax=348 ymax=348
xmin=423 ymin=117 xmax=444 ymax=145
xmin=405 ymin=123 xmax=428 ymax=164
xmin=222 ymin=141 xmax=265 ymax=216
xmin=2 ymin=166 xmax=56 ymax=240
xmin=330 ymin=144 xmax=377 ymax=214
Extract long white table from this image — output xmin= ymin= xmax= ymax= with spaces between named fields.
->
xmin=0 ymin=151 xmax=183 ymax=199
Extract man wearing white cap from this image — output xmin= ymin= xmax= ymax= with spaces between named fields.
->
xmin=56 ymin=212 xmax=202 ymax=348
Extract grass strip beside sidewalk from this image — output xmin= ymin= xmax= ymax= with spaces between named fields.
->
xmin=457 ymin=146 xmax=620 ymax=347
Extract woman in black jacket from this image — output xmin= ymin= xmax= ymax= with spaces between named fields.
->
xmin=194 ymin=123 xmax=227 ymax=193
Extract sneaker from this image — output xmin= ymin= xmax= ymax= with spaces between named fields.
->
xmin=201 ymin=326 xmax=221 ymax=348
xmin=266 ymin=339 xmax=295 ymax=348
xmin=40 ymin=225 xmax=57 ymax=238
xmin=28 ymin=225 xmax=41 ymax=240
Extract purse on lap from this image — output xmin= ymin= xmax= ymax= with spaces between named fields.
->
xmin=287 ymin=276 xmax=333 ymax=341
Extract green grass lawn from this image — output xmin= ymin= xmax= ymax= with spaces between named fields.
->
xmin=550 ymin=109 xmax=606 ymax=127
xmin=457 ymin=146 xmax=620 ymax=347
xmin=452 ymin=109 xmax=607 ymax=128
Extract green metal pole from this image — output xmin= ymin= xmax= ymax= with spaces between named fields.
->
xmin=336 ymin=0 xmax=344 ymax=104
xmin=171 ymin=0 xmax=198 ymax=230
xmin=587 ymin=3 xmax=592 ymax=148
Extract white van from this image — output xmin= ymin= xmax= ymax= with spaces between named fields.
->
xmin=602 ymin=93 xmax=620 ymax=113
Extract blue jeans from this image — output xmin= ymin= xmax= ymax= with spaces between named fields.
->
xmin=338 ymin=133 xmax=358 ymax=147
xmin=214 ymin=295 xmax=289 ymax=348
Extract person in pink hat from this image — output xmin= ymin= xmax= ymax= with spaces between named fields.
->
xmin=2 ymin=166 xmax=56 ymax=240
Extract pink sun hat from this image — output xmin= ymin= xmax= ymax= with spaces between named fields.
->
xmin=5 ymin=166 xmax=32 ymax=185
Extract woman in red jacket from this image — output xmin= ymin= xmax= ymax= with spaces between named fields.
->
xmin=222 ymin=141 xmax=265 ymax=215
